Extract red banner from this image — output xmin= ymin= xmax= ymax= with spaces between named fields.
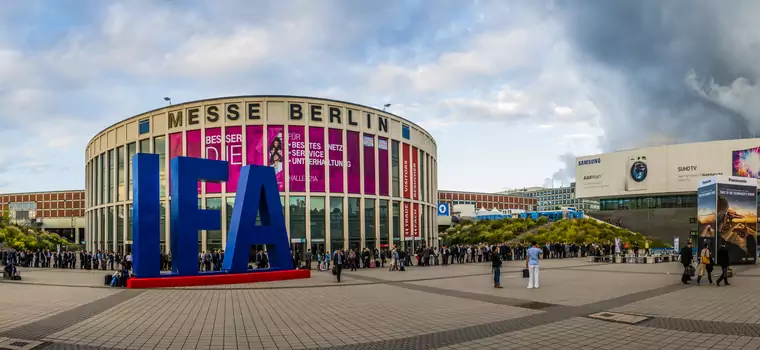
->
xmin=413 ymin=203 xmax=419 ymax=239
xmin=403 ymin=143 xmax=410 ymax=199
xmin=412 ymin=147 xmax=418 ymax=201
xmin=403 ymin=202 xmax=411 ymax=240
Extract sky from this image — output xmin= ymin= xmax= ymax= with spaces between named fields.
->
xmin=0 ymin=0 xmax=759 ymax=194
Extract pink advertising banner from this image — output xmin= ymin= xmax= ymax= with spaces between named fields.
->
xmin=363 ymin=134 xmax=375 ymax=195
xmin=225 ymin=126 xmax=243 ymax=193
xmin=309 ymin=127 xmax=326 ymax=192
xmin=204 ymin=127 xmax=222 ymax=194
xmin=328 ymin=128 xmax=344 ymax=193
xmin=288 ymin=125 xmax=306 ymax=192
xmin=378 ymin=137 xmax=389 ymax=196
xmin=186 ymin=129 xmax=202 ymax=194
xmin=267 ymin=126 xmax=285 ymax=192
xmin=346 ymin=131 xmax=361 ymax=194
xmin=168 ymin=132 xmax=183 ymax=193
xmin=245 ymin=125 xmax=265 ymax=166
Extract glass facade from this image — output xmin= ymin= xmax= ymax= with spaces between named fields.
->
xmin=84 ymin=97 xmax=438 ymax=254
xmin=599 ymin=195 xmax=698 ymax=211
xmin=330 ymin=197 xmax=344 ymax=250
xmin=225 ymin=197 xmax=235 ymax=232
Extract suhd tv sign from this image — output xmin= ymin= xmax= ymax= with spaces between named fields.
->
xmin=132 ymin=154 xmax=293 ymax=278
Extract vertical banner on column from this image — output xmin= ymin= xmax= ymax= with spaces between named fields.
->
xmin=204 ymin=127 xmax=222 ymax=193
xmin=346 ymin=131 xmax=361 ymax=194
xmin=412 ymin=147 xmax=419 ymax=201
xmin=225 ymin=126 xmax=243 ymax=193
xmin=186 ymin=129 xmax=202 ymax=194
xmin=363 ymin=134 xmax=376 ymax=195
xmin=168 ymin=132 xmax=183 ymax=193
xmin=288 ymin=126 xmax=306 ymax=192
xmin=403 ymin=202 xmax=411 ymax=240
xmin=267 ymin=126 xmax=285 ymax=192
xmin=328 ymin=129 xmax=344 ymax=193
xmin=413 ymin=203 xmax=420 ymax=240
xmin=309 ymin=127 xmax=326 ymax=192
xmin=378 ymin=137 xmax=389 ymax=196
xmin=245 ymin=125 xmax=265 ymax=166
xmin=403 ymin=143 xmax=410 ymax=199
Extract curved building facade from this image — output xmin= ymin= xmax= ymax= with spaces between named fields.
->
xmin=85 ymin=96 xmax=438 ymax=257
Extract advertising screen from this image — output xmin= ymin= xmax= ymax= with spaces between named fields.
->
xmin=716 ymin=178 xmax=757 ymax=264
xmin=412 ymin=147 xmax=419 ymax=200
xmin=403 ymin=202 xmax=411 ymax=240
xmin=328 ymin=128 xmax=344 ymax=193
xmin=225 ymin=126 xmax=243 ymax=193
xmin=245 ymin=125 xmax=265 ymax=167
xmin=378 ymin=137 xmax=389 ymax=196
xmin=186 ymin=129 xmax=202 ymax=194
xmin=288 ymin=126 xmax=306 ymax=192
xmin=267 ymin=126 xmax=285 ymax=192
xmin=309 ymin=127 xmax=326 ymax=192
xmin=168 ymin=132 xmax=183 ymax=193
xmin=346 ymin=131 xmax=361 ymax=194
xmin=403 ymin=143 xmax=410 ymax=199
xmin=363 ymin=134 xmax=375 ymax=195
xmin=204 ymin=127 xmax=222 ymax=193
xmin=732 ymin=146 xmax=760 ymax=179
xmin=697 ymin=181 xmax=717 ymax=258
xmin=412 ymin=203 xmax=419 ymax=239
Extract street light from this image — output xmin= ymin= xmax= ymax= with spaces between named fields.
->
xmin=382 ymin=103 xmax=391 ymax=111
xmin=164 ymin=97 xmax=172 ymax=106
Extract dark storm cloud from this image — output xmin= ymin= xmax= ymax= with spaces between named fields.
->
xmin=556 ymin=0 xmax=760 ymax=151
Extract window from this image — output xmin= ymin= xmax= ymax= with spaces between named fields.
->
xmin=419 ymin=150 xmax=425 ymax=201
xmin=226 ymin=197 xmax=235 ymax=232
xmin=154 ymin=136 xmax=167 ymax=197
xmin=310 ymin=196 xmax=325 ymax=242
xmin=329 ymin=197 xmax=344 ymax=250
xmin=379 ymin=200 xmax=389 ymax=245
xmin=108 ymin=150 xmax=114 ymax=203
xmin=100 ymin=154 xmax=106 ymax=205
xmin=289 ymin=196 xmax=306 ymax=239
xmin=138 ymin=118 xmax=150 ymax=135
xmin=127 ymin=143 xmax=136 ymax=200
xmin=116 ymin=146 xmax=124 ymax=202
xmin=160 ymin=201 xmax=166 ymax=244
xmin=392 ymin=201 xmax=400 ymax=244
xmin=206 ymin=198 xmax=222 ymax=251
xmin=100 ymin=208 xmax=105 ymax=250
xmin=348 ymin=198 xmax=361 ymax=250
xmin=365 ymin=199 xmax=375 ymax=250
xmin=108 ymin=207 xmax=114 ymax=250
xmin=391 ymin=140 xmax=400 ymax=197
xmin=127 ymin=204 xmax=133 ymax=241
xmin=139 ymin=139 xmax=150 ymax=154
xmin=117 ymin=205 xmax=124 ymax=253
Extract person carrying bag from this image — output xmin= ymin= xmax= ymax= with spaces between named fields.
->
xmin=697 ymin=244 xmax=712 ymax=285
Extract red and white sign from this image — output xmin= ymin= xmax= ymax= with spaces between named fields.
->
xmin=412 ymin=147 xmax=418 ymax=200
xmin=403 ymin=202 xmax=412 ymax=240
xmin=403 ymin=143 xmax=411 ymax=199
xmin=412 ymin=203 xmax=420 ymax=240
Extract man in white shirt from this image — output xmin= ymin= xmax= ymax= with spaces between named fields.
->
xmin=526 ymin=241 xmax=542 ymax=289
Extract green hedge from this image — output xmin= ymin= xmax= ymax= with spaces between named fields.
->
xmin=0 ymin=224 xmax=74 ymax=251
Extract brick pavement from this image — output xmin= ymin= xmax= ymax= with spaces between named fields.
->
xmin=4 ymin=258 xmax=760 ymax=349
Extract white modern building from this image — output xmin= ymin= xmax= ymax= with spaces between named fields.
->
xmin=500 ymin=183 xmax=599 ymax=212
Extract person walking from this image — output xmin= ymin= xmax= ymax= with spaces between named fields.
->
xmin=333 ymin=248 xmax=343 ymax=283
xmin=492 ymin=247 xmax=503 ymax=288
xmin=697 ymin=243 xmax=713 ymax=285
xmin=680 ymin=242 xmax=694 ymax=284
xmin=716 ymin=242 xmax=731 ymax=286
xmin=526 ymin=241 xmax=542 ymax=289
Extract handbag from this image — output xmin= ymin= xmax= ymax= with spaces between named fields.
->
xmin=331 ymin=265 xmax=337 ymax=276
xmin=701 ymin=254 xmax=709 ymax=264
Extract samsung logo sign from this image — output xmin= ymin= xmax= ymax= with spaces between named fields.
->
xmin=578 ymin=158 xmax=601 ymax=166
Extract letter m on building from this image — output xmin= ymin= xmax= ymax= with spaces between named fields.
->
xmin=222 ymin=165 xmax=293 ymax=273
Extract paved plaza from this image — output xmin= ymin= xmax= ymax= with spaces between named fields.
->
xmin=2 ymin=258 xmax=760 ymax=349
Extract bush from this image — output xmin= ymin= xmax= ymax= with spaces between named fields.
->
xmin=536 ymin=216 xmax=548 ymax=225
xmin=0 ymin=222 xmax=72 ymax=251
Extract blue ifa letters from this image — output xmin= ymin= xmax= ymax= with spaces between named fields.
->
xmin=131 ymin=154 xmax=293 ymax=278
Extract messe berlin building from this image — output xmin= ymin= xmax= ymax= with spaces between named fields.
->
xmin=575 ymin=138 xmax=760 ymax=244
xmin=85 ymin=96 xmax=438 ymax=257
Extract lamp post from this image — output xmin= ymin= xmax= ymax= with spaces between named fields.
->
xmin=164 ymin=97 xmax=172 ymax=106
xmin=382 ymin=103 xmax=391 ymax=111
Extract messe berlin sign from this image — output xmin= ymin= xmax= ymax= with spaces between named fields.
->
xmin=132 ymin=154 xmax=292 ymax=278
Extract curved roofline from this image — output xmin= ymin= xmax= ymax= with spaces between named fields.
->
xmin=578 ymin=137 xmax=760 ymax=158
xmin=87 ymin=95 xmax=437 ymax=147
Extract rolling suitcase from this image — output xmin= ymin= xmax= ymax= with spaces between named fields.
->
xmin=522 ymin=269 xmax=529 ymax=278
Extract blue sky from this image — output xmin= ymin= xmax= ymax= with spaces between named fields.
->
xmin=2 ymin=1 xmax=754 ymax=194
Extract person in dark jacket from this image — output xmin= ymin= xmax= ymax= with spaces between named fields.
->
xmin=716 ymin=242 xmax=731 ymax=286
xmin=492 ymin=247 xmax=503 ymax=288
xmin=680 ymin=242 xmax=693 ymax=284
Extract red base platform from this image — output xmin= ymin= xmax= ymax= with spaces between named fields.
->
xmin=126 ymin=269 xmax=310 ymax=289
